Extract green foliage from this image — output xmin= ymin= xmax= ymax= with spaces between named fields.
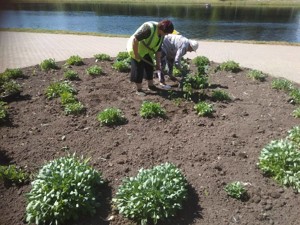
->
xmin=224 ymin=181 xmax=247 ymax=200
xmin=97 ymin=107 xmax=127 ymax=126
xmin=211 ymin=90 xmax=231 ymax=101
xmin=94 ymin=53 xmax=111 ymax=61
xmin=63 ymin=70 xmax=79 ymax=80
xmin=289 ymin=88 xmax=300 ymax=104
xmin=64 ymin=102 xmax=85 ymax=115
xmin=112 ymin=61 xmax=130 ymax=72
xmin=287 ymin=126 xmax=300 ymax=148
xmin=40 ymin=58 xmax=57 ymax=71
xmin=258 ymin=139 xmax=300 ymax=192
xmin=113 ymin=162 xmax=188 ymax=225
xmin=66 ymin=55 xmax=84 ymax=66
xmin=60 ymin=91 xmax=77 ymax=105
xmin=139 ymin=101 xmax=166 ymax=119
xmin=247 ymin=69 xmax=266 ymax=81
xmin=1 ymin=80 xmax=21 ymax=96
xmin=0 ymin=101 xmax=8 ymax=122
xmin=185 ymin=73 xmax=209 ymax=89
xmin=45 ymin=81 xmax=76 ymax=99
xmin=173 ymin=67 xmax=181 ymax=77
xmin=86 ymin=65 xmax=103 ymax=76
xmin=1 ymin=68 xmax=23 ymax=80
xmin=26 ymin=155 xmax=104 ymax=225
xmin=0 ymin=165 xmax=29 ymax=185
xmin=116 ymin=51 xmax=130 ymax=62
xmin=194 ymin=101 xmax=213 ymax=117
xmin=271 ymin=78 xmax=294 ymax=92
xmin=193 ymin=56 xmax=210 ymax=75
xmin=183 ymin=82 xmax=193 ymax=100
xmin=220 ymin=60 xmax=240 ymax=73
xmin=292 ymin=107 xmax=300 ymax=118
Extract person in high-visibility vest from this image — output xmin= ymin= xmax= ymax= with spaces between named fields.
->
xmin=127 ymin=20 xmax=174 ymax=96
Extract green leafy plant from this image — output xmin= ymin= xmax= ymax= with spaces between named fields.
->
xmin=0 ymin=165 xmax=29 ymax=185
xmin=183 ymin=82 xmax=193 ymax=100
xmin=224 ymin=181 xmax=247 ymax=200
xmin=116 ymin=51 xmax=130 ymax=62
xmin=66 ymin=55 xmax=84 ymax=66
xmin=1 ymin=80 xmax=21 ymax=96
xmin=64 ymin=102 xmax=85 ymax=115
xmin=94 ymin=53 xmax=111 ymax=61
xmin=86 ymin=65 xmax=103 ymax=76
xmin=271 ymin=78 xmax=294 ymax=92
xmin=258 ymin=139 xmax=300 ymax=192
xmin=1 ymin=68 xmax=23 ymax=80
xmin=292 ymin=107 xmax=300 ymax=118
xmin=64 ymin=70 xmax=79 ymax=80
xmin=97 ymin=107 xmax=127 ymax=126
xmin=139 ymin=101 xmax=166 ymax=119
xmin=45 ymin=81 xmax=76 ymax=99
xmin=26 ymin=155 xmax=104 ymax=225
xmin=247 ymin=69 xmax=266 ymax=81
xmin=289 ymin=88 xmax=300 ymax=104
xmin=211 ymin=90 xmax=231 ymax=101
xmin=40 ymin=58 xmax=57 ymax=71
xmin=193 ymin=56 xmax=210 ymax=75
xmin=185 ymin=73 xmax=209 ymax=89
xmin=220 ymin=60 xmax=240 ymax=73
xmin=112 ymin=61 xmax=130 ymax=72
xmin=0 ymin=101 xmax=8 ymax=123
xmin=113 ymin=162 xmax=188 ymax=225
xmin=194 ymin=101 xmax=213 ymax=117
xmin=287 ymin=126 xmax=300 ymax=148
xmin=60 ymin=91 xmax=77 ymax=105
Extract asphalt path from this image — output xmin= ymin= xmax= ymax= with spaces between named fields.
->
xmin=1 ymin=31 xmax=300 ymax=84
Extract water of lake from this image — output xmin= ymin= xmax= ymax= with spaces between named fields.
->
xmin=1 ymin=3 xmax=300 ymax=43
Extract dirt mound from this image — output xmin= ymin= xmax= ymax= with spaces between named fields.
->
xmin=0 ymin=58 xmax=299 ymax=225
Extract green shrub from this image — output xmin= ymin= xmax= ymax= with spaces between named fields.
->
xmin=292 ymin=107 xmax=300 ymax=118
xmin=97 ymin=107 xmax=127 ymax=126
xmin=271 ymin=78 xmax=293 ymax=92
xmin=185 ymin=73 xmax=209 ymax=89
xmin=26 ymin=155 xmax=104 ymax=225
xmin=247 ymin=70 xmax=266 ymax=81
xmin=116 ymin=51 xmax=130 ymax=62
xmin=194 ymin=101 xmax=213 ymax=117
xmin=86 ymin=65 xmax=103 ymax=76
xmin=66 ymin=55 xmax=84 ymax=66
xmin=64 ymin=102 xmax=85 ymax=115
xmin=193 ymin=56 xmax=210 ymax=75
xmin=94 ymin=53 xmax=111 ymax=61
xmin=45 ymin=81 xmax=76 ymax=99
xmin=224 ymin=181 xmax=247 ymax=200
xmin=211 ymin=90 xmax=231 ymax=101
xmin=0 ymin=101 xmax=8 ymax=122
xmin=60 ymin=92 xmax=77 ymax=105
xmin=140 ymin=101 xmax=166 ymax=119
xmin=64 ymin=70 xmax=79 ymax=80
xmin=287 ymin=126 xmax=300 ymax=148
xmin=0 ymin=165 xmax=29 ymax=185
xmin=113 ymin=162 xmax=188 ymax=225
xmin=220 ymin=60 xmax=240 ymax=73
xmin=40 ymin=58 xmax=57 ymax=71
xmin=1 ymin=68 xmax=23 ymax=80
xmin=183 ymin=82 xmax=193 ymax=100
xmin=112 ymin=61 xmax=130 ymax=72
xmin=1 ymin=80 xmax=21 ymax=96
xmin=289 ymin=88 xmax=300 ymax=104
xmin=258 ymin=139 xmax=300 ymax=192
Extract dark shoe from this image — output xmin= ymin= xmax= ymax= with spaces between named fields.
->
xmin=136 ymin=90 xmax=146 ymax=96
xmin=147 ymin=85 xmax=158 ymax=91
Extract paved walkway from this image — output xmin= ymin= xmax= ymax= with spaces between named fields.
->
xmin=1 ymin=31 xmax=300 ymax=84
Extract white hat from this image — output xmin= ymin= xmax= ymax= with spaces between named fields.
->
xmin=189 ymin=40 xmax=199 ymax=51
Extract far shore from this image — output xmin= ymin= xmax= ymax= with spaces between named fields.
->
xmin=8 ymin=0 xmax=300 ymax=7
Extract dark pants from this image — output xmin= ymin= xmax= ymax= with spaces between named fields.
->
xmin=130 ymin=54 xmax=153 ymax=84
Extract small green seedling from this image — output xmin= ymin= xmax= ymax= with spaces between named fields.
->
xmin=45 ymin=81 xmax=76 ymax=99
xmin=112 ymin=61 xmax=130 ymax=72
xmin=224 ymin=181 xmax=247 ymax=200
xmin=183 ymin=82 xmax=193 ymax=100
xmin=94 ymin=53 xmax=111 ymax=61
xmin=211 ymin=90 xmax=231 ymax=101
xmin=1 ymin=80 xmax=21 ymax=96
xmin=0 ymin=165 xmax=29 ymax=185
xmin=289 ymin=88 xmax=300 ymax=104
xmin=86 ymin=65 xmax=103 ymax=76
xmin=292 ymin=107 xmax=300 ymax=118
xmin=140 ymin=101 xmax=166 ymax=119
xmin=64 ymin=102 xmax=85 ymax=115
xmin=193 ymin=56 xmax=210 ymax=75
xmin=247 ymin=69 xmax=266 ymax=81
xmin=40 ymin=58 xmax=57 ymax=71
xmin=1 ymin=68 xmax=23 ymax=80
xmin=220 ymin=60 xmax=240 ymax=73
xmin=66 ymin=55 xmax=84 ymax=66
xmin=97 ymin=107 xmax=127 ymax=126
xmin=60 ymin=91 xmax=77 ymax=105
xmin=116 ymin=51 xmax=130 ymax=61
xmin=63 ymin=70 xmax=79 ymax=80
xmin=194 ymin=101 xmax=213 ymax=117
xmin=287 ymin=126 xmax=300 ymax=147
xmin=271 ymin=78 xmax=293 ymax=92
xmin=0 ymin=101 xmax=8 ymax=123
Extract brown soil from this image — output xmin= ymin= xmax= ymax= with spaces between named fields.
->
xmin=0 ymin=57 xmax=299 ymax=225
